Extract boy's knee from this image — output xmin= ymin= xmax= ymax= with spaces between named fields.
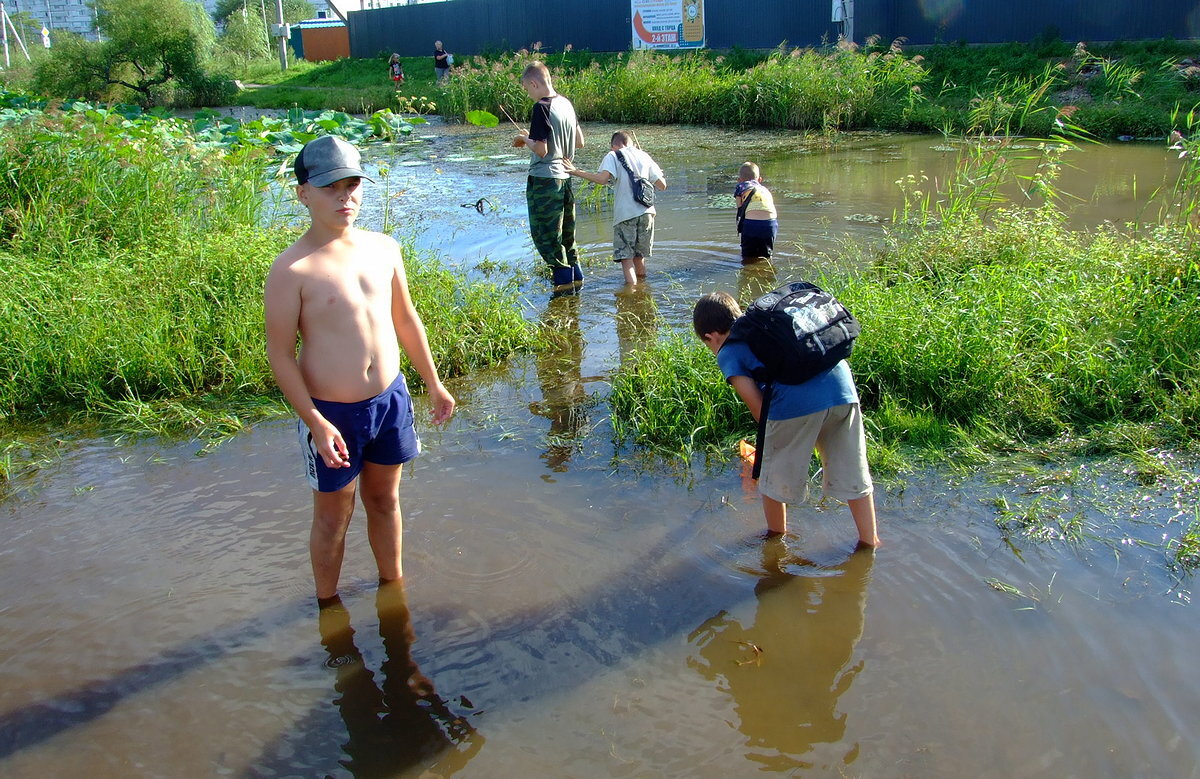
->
xmin=359 ymin=485 xmax=401 ymax=515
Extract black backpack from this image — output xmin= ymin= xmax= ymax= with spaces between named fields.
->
xmin=721 ymin=281 xmax=860 ymax=478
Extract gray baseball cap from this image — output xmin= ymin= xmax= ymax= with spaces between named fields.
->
xmin=294 ymin=135 xmax=374 ymax=186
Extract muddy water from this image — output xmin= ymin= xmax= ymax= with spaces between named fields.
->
xmin=2 ymin=125 xmax=1198 ymax=778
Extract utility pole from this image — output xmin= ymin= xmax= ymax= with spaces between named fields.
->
xmin=1 ymin=3 xmax=9 ymax=70
xmin=274 ymin=0 xmax=287 ymax=71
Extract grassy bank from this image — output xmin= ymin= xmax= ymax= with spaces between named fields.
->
xmin=0 ymin=100 xmax=537 ymax=442
xmin=609 ymin=207 xmax=1200 ymax=466
xmin=225 ymin=38 xmax=1200 ymax=139
xmin=233 ymin=55 xmax=442 ymax=115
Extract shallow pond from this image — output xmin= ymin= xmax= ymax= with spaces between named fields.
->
xmin=2 ymin=123 xmax=1198 ymax=777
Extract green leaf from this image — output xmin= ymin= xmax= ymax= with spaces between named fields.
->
xmin=465 ymin=110 xmax=500 ymax=128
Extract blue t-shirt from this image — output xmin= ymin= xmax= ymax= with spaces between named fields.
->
xmin=717 ymin=340 xmax=858 ymax=420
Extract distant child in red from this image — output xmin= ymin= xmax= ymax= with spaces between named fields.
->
xmin=388 ymin=54 xmax=405 ymax=86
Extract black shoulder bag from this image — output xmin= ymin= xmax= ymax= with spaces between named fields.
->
xmin=615 ymin=150 xmax=655 ymax=207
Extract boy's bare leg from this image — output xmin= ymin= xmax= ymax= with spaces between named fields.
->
xmin=620 ymin=258 xmax=638 ymax=286
xmin=762 ymin=495 xmax=787 ymax=536
xmin=848 ymin=494 xmax=880 ymax=547
xmin=632 ymin=255 xmax=647 ymax=278
xmin=359 ymin=461 xmax=405 ymax=583
xmin=311 ymin=482 xmax=358 ymax=601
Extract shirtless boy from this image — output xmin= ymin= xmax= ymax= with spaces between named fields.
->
xmin=264 ymin=134 xmax=455 ymax=606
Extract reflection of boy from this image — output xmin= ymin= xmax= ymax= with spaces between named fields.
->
xmin=690 ymin=541 xmax=873 ymax=770
xmin=692 ymin=291 xmax=879 ymax=545
xmin=317 ymin=583 xmax=481 ymax=774
xmin=734 ymin=161 xmax=778 ymax=263
xmin=512 ymin=61 xmax=586 ymax=290
xmin=566 ymin=130 xmax=668 ymax=286
xmin=264 ymin=135 xmax=455 ymax=605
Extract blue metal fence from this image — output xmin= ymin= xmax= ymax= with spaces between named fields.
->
xmin=344 ymin=0 xmax=1196 ymax=60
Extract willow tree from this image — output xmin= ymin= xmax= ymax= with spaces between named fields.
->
xmin=34 ymin=0 xmax=231 ymax=105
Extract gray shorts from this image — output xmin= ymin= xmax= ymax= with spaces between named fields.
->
xmin=757 ymin=403 xmax=873 ymax=505
xmin=613 ymin=213 xmax=654 ymax=261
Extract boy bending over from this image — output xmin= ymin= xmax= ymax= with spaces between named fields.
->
xmin=693 ymin=291 xmax=879 ymax=547
xmin=265 ymin=135 xmax=456 ymax=605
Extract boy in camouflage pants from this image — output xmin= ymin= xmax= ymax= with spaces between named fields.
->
xmin=512 ymin=61 xmax=586 ymax=291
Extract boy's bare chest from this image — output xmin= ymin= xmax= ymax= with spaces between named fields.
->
xmin=301 ymin=264 xmax=391 ymax=314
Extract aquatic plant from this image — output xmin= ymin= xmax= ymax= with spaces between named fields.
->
xmin=1171 ymin=518 xmax=1200 ymax=572
xmin=609 ymin=334 xmax=748 ymax=455
xmin=0 ymin=89 xmax=425 ymax=155
xmin=609 ymin=207 xmax=1200 ymax=463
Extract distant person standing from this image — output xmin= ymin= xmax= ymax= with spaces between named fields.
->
xmin=512 ymin=61 xmax=586 ymax=291
xmin=388 ymin=53 xmax=405 ymax=87
xmin=433 ymin=41 xmax=450 ymax=84
xmin=832 ymin=0 xmax=848 ymax=40
xmin=734 ymin=161 xmax=778 ymax=264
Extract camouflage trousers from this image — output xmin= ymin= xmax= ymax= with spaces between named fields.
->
xmin=526 ymin=176 xmax=578 ymax=270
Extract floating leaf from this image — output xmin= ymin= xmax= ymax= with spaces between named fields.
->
xmin=465 ymin=110 xmax=500 ymax=128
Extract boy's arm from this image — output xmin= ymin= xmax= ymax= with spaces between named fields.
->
xmin=650 ymin=159 xmax=668 ymax=190
xmin=729 ymin=375 xmax=764 ymax=422
xmin=566 ymin=164 xmax=613 ymax=186
xmin=263 ymin=265 xmax=350 ymax=469
xmin=388 ymin=242 xmax=456 ymax=425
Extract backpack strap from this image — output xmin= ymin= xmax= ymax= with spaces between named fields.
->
xmin=615 ymin=150 xmax=642 ymax=192
xmin=735 ymin=182 xmax=755 ymax=234
xmin=752 ymin=380 xmax=773 ymax=480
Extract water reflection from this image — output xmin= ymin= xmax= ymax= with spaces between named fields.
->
xmin=529 ymin=293 xmax=588 ymax=472
xmin=736 ymin=258 xmax=779 ymax=302
xmin=318 ymin=582 xmax=482 ymax=776
xmin=613 ymin=284 xmax=659 ymax=367
xmin=688 ymin=541 xmax=874 ymax=772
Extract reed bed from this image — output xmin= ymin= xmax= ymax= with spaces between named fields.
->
xmin=441 ymin=45 xmax=925 ymax=131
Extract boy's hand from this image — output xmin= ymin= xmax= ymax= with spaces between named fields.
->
xmin=513 ymin=131 xmax=529 ymax=148
xmin=562 ymin=159 xmax=576 ymax=173
xmin=312 ymin=419 xmax=351 ymax=469
xmin=428 ymin=383 xmax=456 ymax=426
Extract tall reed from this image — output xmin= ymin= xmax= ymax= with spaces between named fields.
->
xmin=439 ymin=43 xmax=926 ymax=131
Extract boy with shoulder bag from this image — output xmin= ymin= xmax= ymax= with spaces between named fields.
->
xmin=566 ymin=130 xmax=667 ymax=286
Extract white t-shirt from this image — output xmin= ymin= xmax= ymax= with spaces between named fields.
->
xmin=598 ymin=146 xmax=664 ymax=225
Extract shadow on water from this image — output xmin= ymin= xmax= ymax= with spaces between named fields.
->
xmin=0 ymin=598 xmax=309 ymax=760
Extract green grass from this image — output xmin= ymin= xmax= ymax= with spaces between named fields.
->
xmin=232 ymin=55 xmax=445 ymax=115
xmin=0 ymin=96 xmax=537 ymax=442
xmin=608 ymin=205 xmax=1200 ymax=465
xmin=220 ymin=39 xmax=1200 ymax=140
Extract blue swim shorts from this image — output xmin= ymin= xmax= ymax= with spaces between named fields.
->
xmin=740 ymin=218 xmax=777 ymax=261
xmin=298 ymin=372 xmax=421 ymax=492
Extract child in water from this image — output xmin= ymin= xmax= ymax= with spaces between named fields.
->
xmin=734 ymin=161 xmax=778 ymax=264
